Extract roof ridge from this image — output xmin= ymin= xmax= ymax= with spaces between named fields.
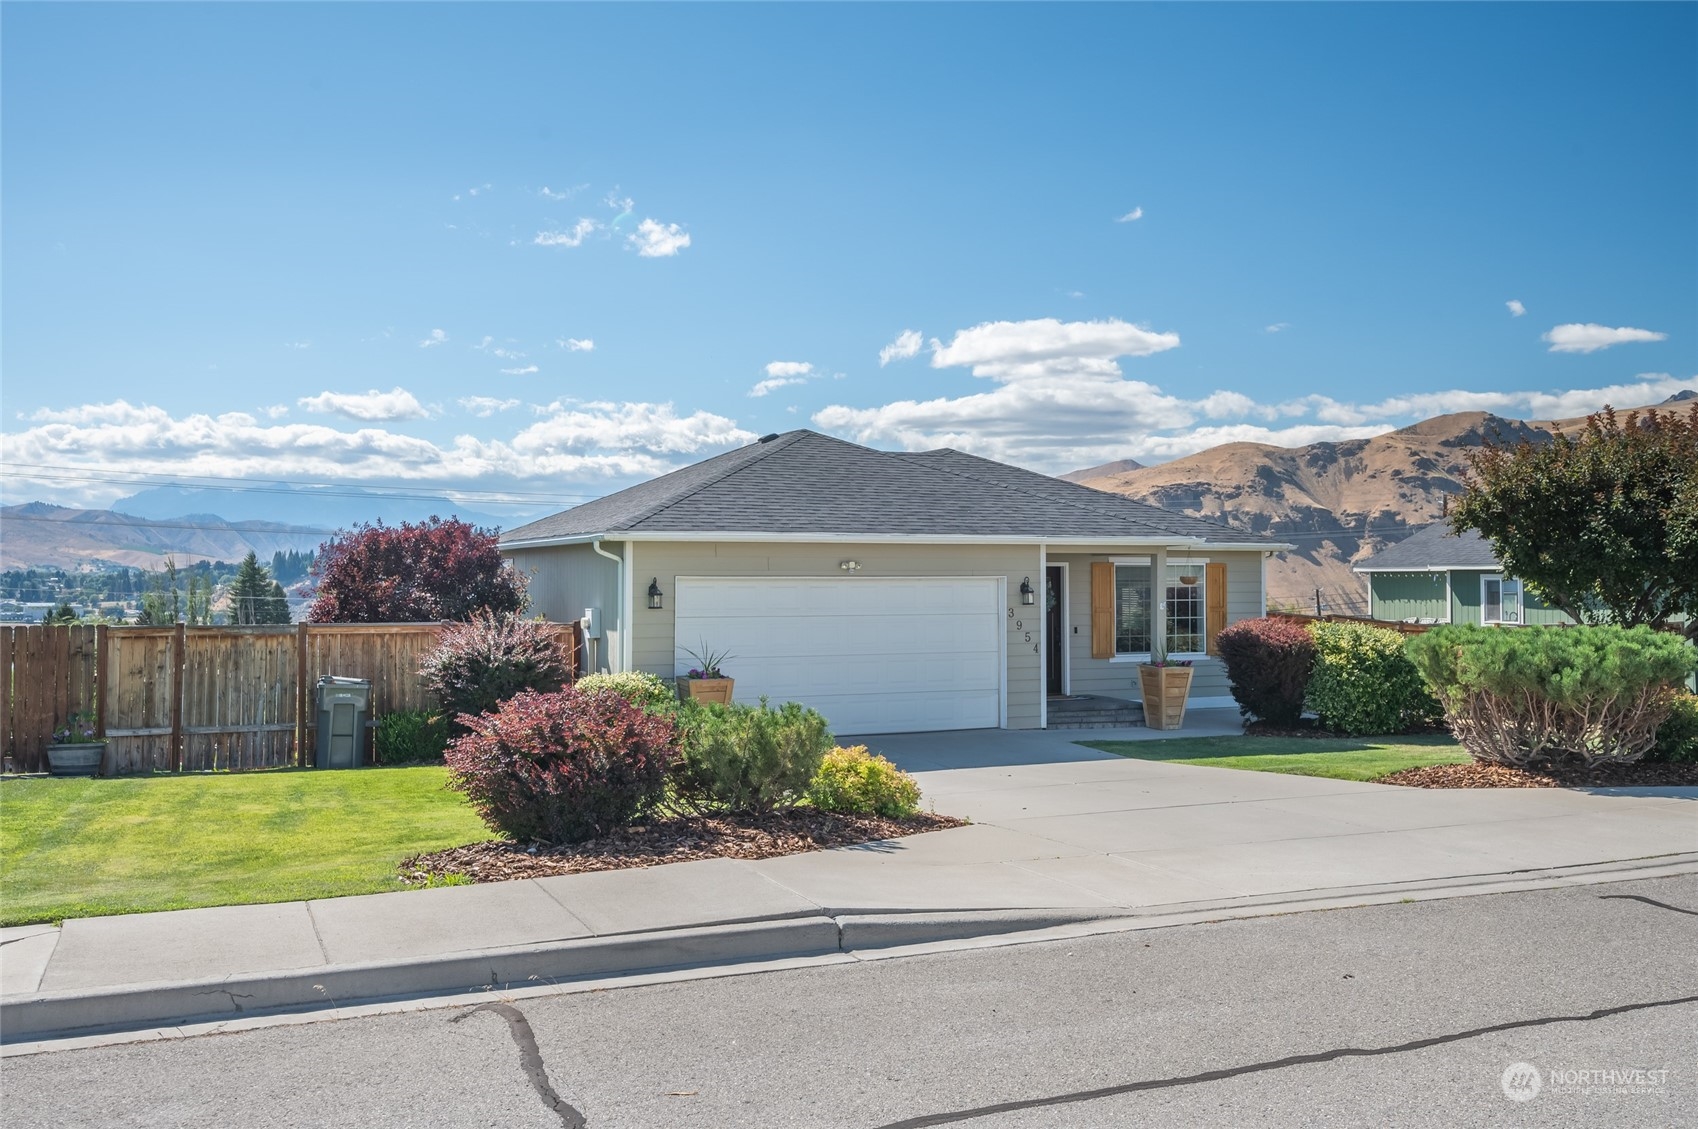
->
xmin=623 ymin=430 xmax=810 ymax=528
xmin=890 ymin=448 xmax=1213 ymax=534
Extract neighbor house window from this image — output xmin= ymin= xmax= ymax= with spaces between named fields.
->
xmin=1114 ymin=559 xmax=1153 ymax=655
xmin=1482 ymin=575 xmax=1522 ymax=625
xmin=1165 ymin=560 xmax=1207 ymax=654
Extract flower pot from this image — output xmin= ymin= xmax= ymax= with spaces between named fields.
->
xmin=678 ymin=677 xmax=734 ymax=705
xmin=47 ymin=742 xmax=106 ymax=777
xmin=1137 ymin=666 xmax=1194 ymax=731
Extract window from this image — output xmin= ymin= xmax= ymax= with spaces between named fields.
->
xmin=1482 ymin=575 xmax=1522 ymax=625
xmin=1165 ymin=560 xmax=1207 ymax=654
xmin=1113 ymin=560 xmax=1152 ymax=655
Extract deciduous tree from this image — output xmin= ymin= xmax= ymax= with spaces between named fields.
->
xmin=307 ymin=517 xmax=526 ymax=624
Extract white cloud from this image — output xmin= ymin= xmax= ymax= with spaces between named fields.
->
xmin=606 ymin=193 xmax=635 ymax=227
xmin=262 ymin=404 xmax=290 ymax=420
xmin=501 ymin=365 xmax=540 ymax=376
xmin=1506 ymin=300 xmax=1526 ymax=317
xmin=534 ymin=218 xmax=600 ymax=248
xmin=764 ymin=361 xmax=814 ymax=378
xmin=298 ymin=388 xmax=432 ymax=422
xmin=285 ymin=341 xmax=311 ymax=350
xmin=878 ymin=329 xmax=923 ymax=367
xmin=419 ymin=328 xmax=448 ymax=348
xmin=1116 ymin=207 xmax=1144 ymax=223
xmin=749 ymin=377 xmax=808 ymax=397
xmin=1 ymin=399 xmax=756 ymax=508
xmin=539 ymin=184 xmax=587 ymax=201
xmin=750 ymin=361 xmax=817 ymax=398
xmin=558 ymin=338 xmax=595 ymax=352
xmin=1265 ymin=323 xmax=1291 ymax=334
xmin=1543 ymin=323 xmax=1667 ymax=354
xmin=459 ymin=397 xmax=521 ymax=417
xmin=929 ymin=317 xmax=1181 ymax=382
xmin=628 ymin=218 xmax=691 ymax=257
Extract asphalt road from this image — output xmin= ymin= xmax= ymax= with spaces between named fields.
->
xmin=5 ymin=876 xmax=1694 ymax=1128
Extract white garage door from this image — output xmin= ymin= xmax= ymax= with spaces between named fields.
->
xmin=673 ymin=577 xmax=1003 ymax=735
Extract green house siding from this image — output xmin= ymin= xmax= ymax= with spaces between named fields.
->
xmin=1368 ymin=572 xmax=1449 ymax=622
xmin=1449 ymin=570 xmax=1572 ymax=626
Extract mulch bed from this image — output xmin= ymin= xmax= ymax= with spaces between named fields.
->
xmin=400 ymin=808 xmax=967 ymax=885
xmin=1379 ymin=761 xmax=1698 ymax=789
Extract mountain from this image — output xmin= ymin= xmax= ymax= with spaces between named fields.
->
xmin=110 ymin=484 xmax=528 ymax=532
xmin=1065 ymin=396 xmax=1695 ymax=615
xmin=1057 ymin=458 xmax=1144 ymax=483
xmin=0 ymin=503 xmax=329 ymax=570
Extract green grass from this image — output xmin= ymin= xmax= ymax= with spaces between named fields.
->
xmin=0 ymin=766 xmax=494 ymax=926
xmin=1080 ymin=734 xmax=1469 ymax=782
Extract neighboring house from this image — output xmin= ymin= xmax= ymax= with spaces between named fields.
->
xmin=1353 ymin=524 xmax=1572 ymax=627
xmin=499 ymin=430 xmax=1290 ymax=735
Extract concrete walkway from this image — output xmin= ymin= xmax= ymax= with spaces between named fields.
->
xmin=5 ymin=713 xmax=1695 ymax=1043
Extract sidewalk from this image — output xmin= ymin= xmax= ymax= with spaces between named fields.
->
xmin=6 ymin=715 xmax=1696 ymax=1043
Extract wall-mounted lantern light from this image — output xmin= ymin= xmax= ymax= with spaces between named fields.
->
xmin=1020 ymin=576 xmax=1036 ymax=605
xmin=647 ymin=578 xmax=664 ymax=610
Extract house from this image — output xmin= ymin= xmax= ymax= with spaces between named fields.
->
xmin=499 ymin=430 xmax=1290 ymax=734
xmin=1352 ymin=524 xmax=1572 ymax=626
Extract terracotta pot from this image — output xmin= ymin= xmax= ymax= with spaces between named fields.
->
xmin=47 ymin=742 xmax=106 ymax=777
xmin=677 ymin=677 xmax=735 ymax=705
xmin=1137 ymin=666 xmax=1194 ymax=731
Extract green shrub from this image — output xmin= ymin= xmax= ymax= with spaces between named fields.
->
xmin=1649 ymin=693 xmax=1698 ymax=763
xmin=445 ymin=685 xmax=678 ymax=844
xmin=419 ymin=611 xmax=571 ymax=732
xmin=808 ymin=745 xmax=922 ymax=817
xmin=671 ymin=698 xmax=833 ymax=814
xmin=1216 ymin=617 xmax=1316 ymax=726
xmin=575 ymin=670 xmax=675 ymax=712
xmin=374 ymin=710 xmax=450 ymax=764
xmin=1407 ymin=624 xmax=1696 ymax=767
xmin=1304 ymin=621 xmax=1441 ymax=736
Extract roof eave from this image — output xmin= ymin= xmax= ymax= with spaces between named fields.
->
xmin=502 ymin=529 xmax=1288 ymax=550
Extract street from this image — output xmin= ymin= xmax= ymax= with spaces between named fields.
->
xmin=4 ymin=875 xmax=1693 ymax=1128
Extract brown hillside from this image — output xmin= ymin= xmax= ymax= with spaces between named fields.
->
xmin=1069 ymin=402 xmax=1686 ymax=614
xmin=1 ymin=503 xmax=327 ymax=570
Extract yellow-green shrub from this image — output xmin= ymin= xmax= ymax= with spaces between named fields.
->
xmin=808 ymin=746 xmax=922 ymax=818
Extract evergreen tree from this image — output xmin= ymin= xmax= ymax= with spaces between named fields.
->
xmin=232 ymin=552 xmax=291 ymax=624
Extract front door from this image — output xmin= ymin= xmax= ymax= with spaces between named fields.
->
xmin=1046 ymin=566 xmax=1065 ymax=696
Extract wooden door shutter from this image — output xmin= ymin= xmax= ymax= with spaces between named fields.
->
xmin=1205 ymin=562 xmax=1228 ymax=654
xmin=1090 ymin=562 xmax=1114 ymax=659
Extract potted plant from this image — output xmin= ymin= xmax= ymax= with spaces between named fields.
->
xmin=47 ymin=710 xmax=107 ymax=777
xmin=1137 ymin=645 xmax=1194 ymax=731
xmin=677 ymin=643 xmax=735 ymax=704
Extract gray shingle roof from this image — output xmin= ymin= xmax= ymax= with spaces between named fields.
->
xmin=1354 ymin=523 xmax=1502 ymax=571
xmin=502 ymin=430 xmax=1280 ymax=546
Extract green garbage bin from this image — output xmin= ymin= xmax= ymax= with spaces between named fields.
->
xmin=315 ymin=676 xmax=371 ymax=769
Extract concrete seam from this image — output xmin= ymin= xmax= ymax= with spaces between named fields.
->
xmin=303 ymin=902 xmax=332 ymax=965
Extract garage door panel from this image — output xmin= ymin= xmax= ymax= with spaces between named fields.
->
xmin=673 ymin=577 xmax=1003 ymax=734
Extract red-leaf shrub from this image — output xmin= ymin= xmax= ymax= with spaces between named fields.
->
xmin=420 ymin=612 xmax=571 ymax=732
xmin=1216 ymin=617 xmax=1317 ymax=727
xmin=308 ymin=517 xmax=526 ymax=623
xmin=445 ymin=686 xmax=679 ymax=843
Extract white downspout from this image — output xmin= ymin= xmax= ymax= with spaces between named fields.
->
xmin=1038 ymin=542 xmax=1048 ymax=731
xmin=590 ymin=538 xmax=627 ymax=673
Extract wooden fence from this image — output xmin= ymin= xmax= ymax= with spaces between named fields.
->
xmin=2 ymin=621 xmax=582 ymax=774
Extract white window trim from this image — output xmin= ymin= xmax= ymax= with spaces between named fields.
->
xmin=1481 ymin=573 xmax=1523 ymax=626
xmin=1109 ymin=556 xmax=1155 ymax=659
xmin=1163 ymin=557 xmax=1210 ymax=660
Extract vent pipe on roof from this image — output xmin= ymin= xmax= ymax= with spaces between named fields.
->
xmin=757 ymin=433 xmax=780 ymax=443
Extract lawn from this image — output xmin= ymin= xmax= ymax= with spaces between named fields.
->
xmin=1080 ymin=733 xmax=1469 ymax=781
xmin=0 ymin=766 xmax=493 ymax=926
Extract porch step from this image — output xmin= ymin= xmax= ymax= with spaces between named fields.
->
xmin=1045 ymin=695 xmax=1145 ymax=729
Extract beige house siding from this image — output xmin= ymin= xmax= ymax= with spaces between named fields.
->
xmin=1051 ymin=548 xmax=1266 ymax=707
xmin=630 ymin=540 xmax=1045 ymax=729
xmin=504 ymin=543 xmax=623 ymax=674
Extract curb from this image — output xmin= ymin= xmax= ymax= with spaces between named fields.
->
xmin=6 ymin=853 xmax=1695 ymax=1047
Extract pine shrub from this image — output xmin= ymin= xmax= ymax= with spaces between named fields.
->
xmin=1409 ymin=625 xmax=1697 ymax=767
xmin=1649 ymin=692 xmax=1698 ymax=764
xmin=374 ymin=709 xmax=449 ymax=764
xmin=444 ymin=686 xmax=679 ymax=843
xmin=1305 ymin=621 xmax=1442 ymax=736
xmin=808 ymin=746 xmax=922 ymax=817
xmin=419 ymin=612 xmax=571 ymax=732
xmin=671 ymin=699 xmax=833 ymax=814
xmin=1215 ymin=617 xmax=1316 ymax=726
xmin=575 ymin=671 xmax=676 ymax=712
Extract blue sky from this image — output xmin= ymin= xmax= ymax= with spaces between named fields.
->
xmin=3 ymin=2 xmax=1694 ymax=521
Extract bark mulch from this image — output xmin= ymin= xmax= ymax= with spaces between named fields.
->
xmin=1378 ymin=760 xmax=1698 ymax=789
xmin=401 ymin=808 xmax=968 ymax=886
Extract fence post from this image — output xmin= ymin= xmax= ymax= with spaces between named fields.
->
xmin=169 ymin=623 xmax=186 ymax=772
xmin=95 ymin=624 xmax=109 ymax=739
xmin=0 ymin=626 xmax=11 ymax=768
xmin=296 ymin=622 xmax=310 ymax=767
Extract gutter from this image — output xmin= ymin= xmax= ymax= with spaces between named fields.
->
xmin=503 ymin=530 xmax=1293 ymax=552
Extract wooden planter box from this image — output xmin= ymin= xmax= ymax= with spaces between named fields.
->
xmin=1137 ymin=666 xmax=1194 ymax=731
xmin=677 ymin=677 xmax=734 ymax=705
